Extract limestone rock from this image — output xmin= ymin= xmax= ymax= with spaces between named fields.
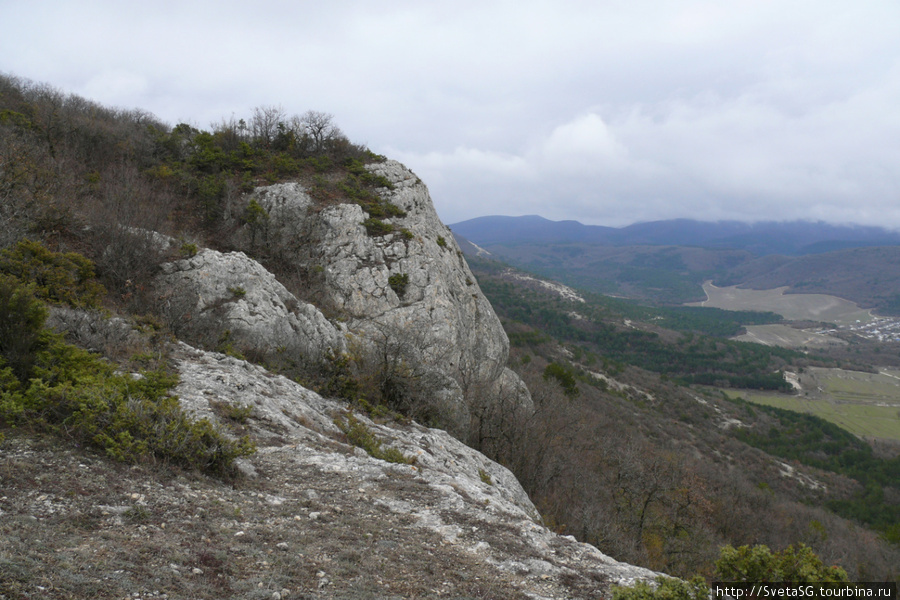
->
xmin=154 ymin=248 xmax=344 ymax=365
xmin=170 ymin=343 xmax=659 ymax=592
xmin=246 ymin=160 xmax=530 ymax=434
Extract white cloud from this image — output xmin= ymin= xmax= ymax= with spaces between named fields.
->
xmin=1 ymin=0 xmax=899 ymax=228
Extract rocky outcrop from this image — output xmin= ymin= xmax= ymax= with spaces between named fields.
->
xmin=171 ymin=342 xmax=659 ymax=596
xmin=1 ymin=340 xmax=657 ymax=599
xmin=244 ymin=160 xmax=529 ymax=434
xmin=154 ymin=248 xmax=345 ymax=365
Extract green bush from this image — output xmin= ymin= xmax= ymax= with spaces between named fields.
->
xmin=0 ymin=239 xmax=106 ymax=308
xmin=334 ymin=411 xmax=415 ymax=465
xmin=0 ymin=275 xmax=255 ymax=476
xmin=1 ymin=332 xmax=255 ymax=475
xmin=388 ymin=273 xmax=409 ymax=297
xmin=363 ymin=218 xmax=394 ymax=236
xmin=0 ymin=275 xmax=48 ymax=381
xmin=613 ymin=576 xmax=708 ymax=600
xmin=613 ymin=544 xmax=848 ymax=600
xmin=715 ymin=543 xmax=848 ymax=583
xmin=543 ymin=362 xmax=579 ymax=398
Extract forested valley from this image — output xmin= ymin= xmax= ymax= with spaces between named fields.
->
xmin=463 ymin=255 xmax=900 ymax=580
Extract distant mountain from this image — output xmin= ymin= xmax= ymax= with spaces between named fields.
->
xmin=450 ymin=216 xmax=900 ymax=256
xmin=451 ymin=215 xmax=900 ymax=311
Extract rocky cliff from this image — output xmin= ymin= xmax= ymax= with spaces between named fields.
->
xmin=1 ymin=158 xmax=659 ymax=598
xmin=156 ymin=160 xmax=529 ymax=436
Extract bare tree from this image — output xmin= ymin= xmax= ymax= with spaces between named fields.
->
xmin=250 ymin=105 xmax=286 ymax=149
xmin=297 ymin=110 xmax=343 ymax=153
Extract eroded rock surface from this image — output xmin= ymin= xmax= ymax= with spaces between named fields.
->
xmin=170 ymin=343 xmax=659 ymax=597
xmin=245 ymin=160 xmax=529 ymax=434
xmin=154 ymin=248 xmax=345 ymax=364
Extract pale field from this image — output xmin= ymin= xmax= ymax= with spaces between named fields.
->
xmin=733 ymin=323 xmax=847 ymax=349
xmin=733 ymin=367 xmax=900 ymax=442
xmin=690 ymin=282 xmax=875 ymax=326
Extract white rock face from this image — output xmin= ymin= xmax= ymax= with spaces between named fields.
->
xmin=172 ymin=343 xmax=659 ymax=592
xmin=247 ymin=160 xmax=529 ymax=433
xmin=154 ymin=248 xmax=344 ymax=364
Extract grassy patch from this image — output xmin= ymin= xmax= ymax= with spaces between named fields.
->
xmin=333 ymin=411 xmax=415 ymax=465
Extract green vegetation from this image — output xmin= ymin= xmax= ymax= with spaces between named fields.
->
xmin=477 ymin=274 xmax=801 ymax=391
xmin=388 ymin=273 xmax=409 ymax=297
xmin=0 ymin=239 xmax=106 ymax=309
xmin=543 ymin=362 xmax=579 ymax=397
xmin=614 ymin=544 xmax=847 ymax=600
xmin=730 ymin=398 xmax=900 ymax=537
xmin=333 ymin=411 xmax=415 ymax=464
xmin=0 ymin=243 xmax=255 ymax=476
xmin=478 ymin=468 xmax=493 ymax=485
xmin=363 ymin=217 xmax=394 ymax=236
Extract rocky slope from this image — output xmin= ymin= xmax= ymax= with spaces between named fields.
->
xmin=1 ymin=158 xmax=661 ymax=598
xmin=0 ymin=341 xmax=657 ymax=599
xmin=192 ymin=160 xmax=529 ymax=435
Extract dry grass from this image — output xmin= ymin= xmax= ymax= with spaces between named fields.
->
xmin=0 ymin=429 xmax=617 ymax=600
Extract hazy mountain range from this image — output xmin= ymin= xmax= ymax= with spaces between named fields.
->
xmin=450 ymin=215 xmax=900 ymax=256
xmin=450 ymin=215 xmax=900 ymax=310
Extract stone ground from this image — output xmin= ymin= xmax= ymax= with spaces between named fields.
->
xmin=0 ymin=346 xmax=656 ymax=600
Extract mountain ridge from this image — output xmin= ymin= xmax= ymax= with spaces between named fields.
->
xmin=451 ymin=215 xmax=900 ymax=256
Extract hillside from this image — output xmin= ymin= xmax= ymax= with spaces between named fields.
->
xmin=451 ymin=216 xmax=900 ymax=312
xmin=0 ymin=74 xmax=655 ymax=598
xmin=2 ymin=73 xmax=899 ymax=595
xmin=462 ymin=255 xmax=900 ymax=579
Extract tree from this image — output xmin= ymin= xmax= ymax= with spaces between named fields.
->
xmin=250 ymin=105 xmax=286 ymax=149
xmin=297 ymin=110 xmax=342 ymax=153
xmin=0 ymin=275 xmax=47 ymax=381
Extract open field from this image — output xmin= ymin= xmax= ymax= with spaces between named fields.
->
xmin=732 ymin=367 xmax=900 ymax=443
xmin=691 ymin=282 xmax=875 ymax=325
xmin=734 ymin=324 xmax=847 ymax=349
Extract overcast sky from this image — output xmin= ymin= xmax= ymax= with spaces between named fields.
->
xmin=3 ymin=1 xmax=899 ymax=228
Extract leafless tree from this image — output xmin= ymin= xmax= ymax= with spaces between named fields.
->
xmin=296 ymin=110 xmax=343 ymax=153
xmin=250 ymin=105 xmax=286 ymax=148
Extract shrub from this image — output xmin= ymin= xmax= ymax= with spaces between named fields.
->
xmin=0 ymin=289 xmax=255 ymax=476
xmin=388 ymin=273 xmax=409 ymax=297
xmin=715 ymin=543 xmax=848 ymax=583
xmin=333 ymin=411 xmax=415 ymax=464
xmin=0 ymin=275 xmax=48 ymax=381
xmin=0 ymin=239 xmax=106 ymax=308
xmin=612 ymin=544 xmax=849 ymax=600
xmin=543 ymin=362 xmax=579 ymax=398
xmin=363 ymin=218 xmax=393 ymax=236
xmin=613 ymin=577 xmax=708 ymax=600
xmin=437 ymin=236 xmax=447 ymax=248
xmin=478 ymin=468 xmax=493 ymax=485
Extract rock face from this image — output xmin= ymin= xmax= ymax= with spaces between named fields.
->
xmin=1 ymin=341 xmax=657 ymax=599
xmin=171 ymin=342 xmax=659 ymax=597
xmin=154 ymin=248 xmax=345 ymax=365
xmin=244 ymin=160 xmax=529 ymax=434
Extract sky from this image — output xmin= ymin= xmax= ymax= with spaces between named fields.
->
xmin=3 ymin=1 xmax=899 ymax=228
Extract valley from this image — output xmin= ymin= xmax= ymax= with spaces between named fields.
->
xmin=732 ymin=367 xmax=900 ymax=443
xmin=688 ymin=282 xmax=900 ymax=444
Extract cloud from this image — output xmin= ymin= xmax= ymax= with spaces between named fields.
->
xmin=2 ymin=1 xmax=899 ymax=228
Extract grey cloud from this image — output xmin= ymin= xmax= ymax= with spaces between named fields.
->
xmin=1 ymin=1 xmax=899 ymax=228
